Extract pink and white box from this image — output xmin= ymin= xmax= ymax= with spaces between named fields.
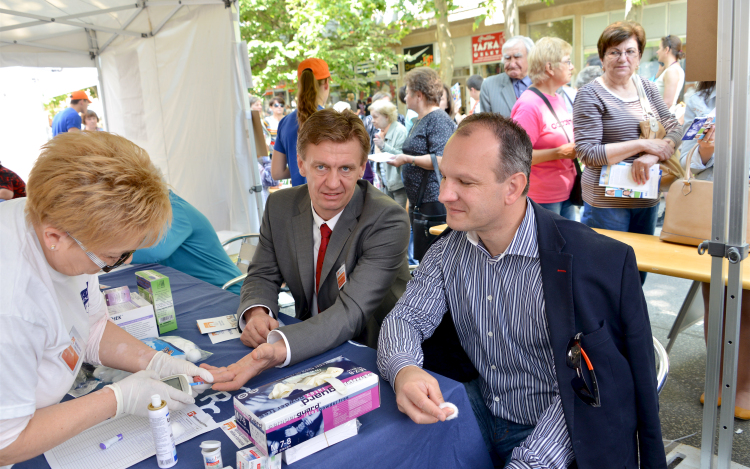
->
xmin=233 ymin=356 xmax=379 ymax=456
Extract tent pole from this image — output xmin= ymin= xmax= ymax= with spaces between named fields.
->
xmin=95 ymin=55 xmax=110 ymax=132
xmin=229 ymin=1 xmax=264 ymax=228
xmin=700 ymin=0 xmax=750 ymax=467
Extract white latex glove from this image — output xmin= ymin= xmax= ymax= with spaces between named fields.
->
xmin=146 ymin=351 xmax=214 ymax=393
xmin=105 ymin=370 xmax=195 ymax=418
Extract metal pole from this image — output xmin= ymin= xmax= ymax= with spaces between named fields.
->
xmin=229 ymin=1 xmax=264 ymax=226
xmin=95 ymin=54 xmax=110 ymax=132
xmin=700 ymin=0 xmax=734 ymax=466
xmin=717 ymin=0 xmax=750 ymax=464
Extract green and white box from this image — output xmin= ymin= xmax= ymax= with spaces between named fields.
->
xmin=135 ymin=270 xmax=178 ymax=334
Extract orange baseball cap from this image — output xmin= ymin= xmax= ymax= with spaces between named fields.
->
xmin=71 ymin=90 xmax=91 ymax=102
xmin=297 ymin=58 xmax=330 ymax=80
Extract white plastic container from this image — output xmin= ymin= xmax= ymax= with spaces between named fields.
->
xmin=148 ymin=394 xmax=178 ymax=468
xmin=200 ymin=440 xmax=223 ymax=469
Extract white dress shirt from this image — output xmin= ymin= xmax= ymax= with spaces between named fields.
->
xmin=239 ymin=202 xmax=344 ymax=367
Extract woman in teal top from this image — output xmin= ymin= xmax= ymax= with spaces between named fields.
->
xmin=132 ymin=191 xmax=243 ymax=294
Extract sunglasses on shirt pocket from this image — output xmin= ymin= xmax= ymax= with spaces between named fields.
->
xmin=566 ymin=332 xmax=601 ymax=407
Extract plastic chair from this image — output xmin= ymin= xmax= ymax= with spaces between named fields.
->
xmin=654 ymin=336 xmax=670 ymax=395
xmin=221 ymin=233 xmax=259 ymax=290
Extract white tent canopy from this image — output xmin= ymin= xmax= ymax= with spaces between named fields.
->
xmin=0 ymin=0 xmax=263 ymax=234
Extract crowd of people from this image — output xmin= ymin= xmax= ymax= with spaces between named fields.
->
xmin=4 ymin=17 xmax=746 ymax=469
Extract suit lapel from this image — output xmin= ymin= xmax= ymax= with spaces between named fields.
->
xmin=533 ymin=201 xmax=577 ymax=438
xmin=292 ymin=195 xmax=315 ymax=311
xmin=319 ymin=182 xmax=365 ymax=293
xmin=501 ymin=74 xmax=518 ymax=114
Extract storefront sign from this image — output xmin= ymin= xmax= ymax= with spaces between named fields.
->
xmin=404 ymin=44 xmax=435 ymax=72
xmin=472 ymin=32 xmax=504 ymax=64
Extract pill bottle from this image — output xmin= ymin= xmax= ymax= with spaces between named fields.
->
xmin=200 ymin=440 xmax=223 ymax=469
xmin=148 ymin=394 xmax=178 ymax=468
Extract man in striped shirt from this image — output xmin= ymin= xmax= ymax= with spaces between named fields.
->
xmin=377 ymin=113 xmax=666 ymax=469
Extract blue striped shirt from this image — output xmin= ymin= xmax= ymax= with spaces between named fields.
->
xmin=377 ymin=202 xmax=573 ymax=468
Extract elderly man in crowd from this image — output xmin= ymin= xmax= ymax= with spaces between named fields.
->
xmin=480 ymin=36 xmax=535 ymax=117
xmin=377 ymin=113 xmax=666 ymax=469
xmin=204 ymin=109 xmax=411 ymax=391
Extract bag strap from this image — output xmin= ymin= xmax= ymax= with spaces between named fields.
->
xmin=414 ymin=154 xmax=442 ymax=210
xmin=632 ymin=75 xmax=661 ymax=138
xmin=528 ymin=87 xmax=570 ymax=143
xmin=684 ymin=144 xmax=699 ymax=181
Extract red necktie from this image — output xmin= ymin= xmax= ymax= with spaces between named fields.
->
xmin=315 ymin=223 xmax=332 ymax=295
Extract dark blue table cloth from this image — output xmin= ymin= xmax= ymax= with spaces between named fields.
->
xmin=18 ymin=264 xmax=492 ymax=469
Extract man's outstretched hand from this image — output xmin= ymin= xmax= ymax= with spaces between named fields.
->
xmin=200 ymin=341 xmax=287 ymax=392
xmin=394 ymin=365 xmax=453 ymax=424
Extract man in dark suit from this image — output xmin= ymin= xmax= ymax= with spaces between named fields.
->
xmin=479 ymin=36 xmax=535 ymax=117
xmin=377 ymin=113 xmax=666 ymax=469
xmin=208 ymin=109 xmax=411 ymax=391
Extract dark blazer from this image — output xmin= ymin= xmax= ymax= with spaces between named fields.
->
xmin=424 ymin=201 xmax=665 ymax=469
xmin=533 ymin=200 xmax=665 ymax=469
xmin=479 ymin=72 xmax=518 ymax=118
xmin=237 ymin=180 xmax=411 ymax=365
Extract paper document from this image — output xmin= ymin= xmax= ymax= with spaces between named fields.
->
xmin=599 ymin=163 xmax=660 ymax=199
xmin=209 ymin=328 xmax=242 ymax=344
xmin=197 ymin=314 xmax=238 ymax=334
xmin=367 ymin=152 xmax=396 ymax=163
xmin=45 ymin=404 xmax=218 ymax=469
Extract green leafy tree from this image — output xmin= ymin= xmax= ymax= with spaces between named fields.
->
xmin=239 ymin=0 xmax=415 ymax=95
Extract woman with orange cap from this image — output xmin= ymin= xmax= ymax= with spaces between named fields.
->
xmin=271 ymin=58 xmax=373 ymax=186
xmin=271 ymin=59 xmax=331 ymax=186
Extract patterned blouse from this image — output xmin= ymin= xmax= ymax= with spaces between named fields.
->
xmin=401 ymin=109 xmax=456 ymax=206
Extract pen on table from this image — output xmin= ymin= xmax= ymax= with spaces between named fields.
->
xmin=99 ymin=434 xmax=123 ymax=449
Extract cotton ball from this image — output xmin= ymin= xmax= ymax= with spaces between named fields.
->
xmin=439 ymin=402 xmax=459 ymax=420
xmin=186 ymin=349 xmax=202 ymax=363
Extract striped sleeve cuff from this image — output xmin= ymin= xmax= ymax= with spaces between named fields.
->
xmin=383 ymin=353 xmax=421 ymax=389
xmin=509 ymin=394 xmax=574 ymax=469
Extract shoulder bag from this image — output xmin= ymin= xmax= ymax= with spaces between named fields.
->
xmin=528 ymin=87 xmax=583 ymax=206
xmin=411 ymin=154 xmax=447 ymax=262
xmin=660 ymin=144 xmax=750 ymax=246
xmin=632 ymin=75 xmax=685 ymax=192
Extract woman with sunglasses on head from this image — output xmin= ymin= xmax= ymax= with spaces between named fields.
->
xmin=573 ymin=21 xmax=681 ymax=284
xmin=0 ymin=132 xmax=228 ymax=466
xmin=263 ymin=96 xmax=286 ymax=153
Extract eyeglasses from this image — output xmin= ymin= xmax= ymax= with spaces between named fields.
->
xmin=68 ymin=233 xmax=135 ymax=273
xmin=605 ymin=49 xmax=639 ymax=59
xmin=560 ymin=60 xmax=573 ymax=68
xmin=566 ymin=333 xmax=600 ymax=407
xmin=273 ymin=103 xmax=284 ymax=107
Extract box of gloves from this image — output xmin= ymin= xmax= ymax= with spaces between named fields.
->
xmin=233 ymin=356 xmax=379 ymax=457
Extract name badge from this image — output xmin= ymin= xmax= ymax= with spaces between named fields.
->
xmin=60 ymin=325 xmax=84 ymax=374
xmin=336 ymin=264 xmax=347 ymax=290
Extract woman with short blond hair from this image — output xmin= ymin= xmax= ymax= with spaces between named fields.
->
xmin=511 ymin=36 xmax=578 ymax=219
xmin=0 ymin=131 xmax=222 ymax=465
xmin=370 ymin=99 xmax=407 ymax=207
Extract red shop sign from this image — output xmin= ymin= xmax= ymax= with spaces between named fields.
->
xmin=472 ymin=32 xmax=505 ymax=64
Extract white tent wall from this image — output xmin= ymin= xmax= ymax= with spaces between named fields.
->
xmin=99 ymin=5 xmax=256 ymax=233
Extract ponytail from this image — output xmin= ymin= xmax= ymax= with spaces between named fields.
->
xmin=297 ymin=69 xmax=319 ymax=126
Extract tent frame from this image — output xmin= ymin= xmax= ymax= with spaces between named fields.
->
xmin=0 ymin=0 xmax=265 ymax=229
xmin=700 ymin=0 xmax=750 ymax=468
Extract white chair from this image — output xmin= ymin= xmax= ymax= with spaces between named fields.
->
xmin=221 ymin=233 xmax=259 ymax=290
xmin=654 ymin=336 xmax=670 ymax=395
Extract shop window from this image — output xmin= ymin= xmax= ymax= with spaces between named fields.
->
xmin=528 ymin=18 xmax=573 ymax=45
